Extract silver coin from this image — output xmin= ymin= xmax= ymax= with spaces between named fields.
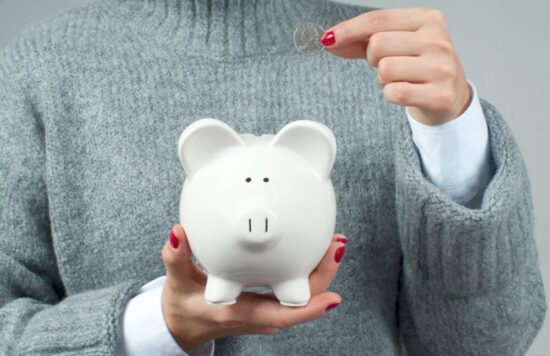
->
xmin=293 ymin=22 xmax=326 ymax=56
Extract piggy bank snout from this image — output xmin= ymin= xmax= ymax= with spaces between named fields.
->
xmin=234 ymin=207 xmax=281 ymax=249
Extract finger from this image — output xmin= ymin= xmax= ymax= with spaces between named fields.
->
xmin=332 ymin=233 xmax=348 ymax=244
xmin=161 ymin=224 xmax=207 ymax=290
xmin=322 ymin=8 xmax=428 ymax=49
xmin=254 ymin=327 xmax=279 ymax=335
xmin=172 ymin=224 xmax=207 ymax=285
xmin=233 ymin=290 xmax=342 ymax=329
xmin=324 ymin=40 xmax=366 ymax=59
xmin=309 ymin=237 xmax=346 ymax=296
xmin=366 ymin=31 xmax=424 ymax=66
xmin=383 ymin=81 xmax=456 ymax=114
xmin=377 ymin=56 xmax=436 ymax=85
xmin=326 ymin=31 xmax=426 ymax=62
xmin=172 ymin=224 xmax=208 ymax=284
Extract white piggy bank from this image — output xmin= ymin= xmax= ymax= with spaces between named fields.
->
xmin=177 ymin=118 xmax=337 ymax=306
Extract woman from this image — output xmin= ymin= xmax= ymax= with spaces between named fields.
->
xmin=0 ymin=0 xmax=545 ymax=355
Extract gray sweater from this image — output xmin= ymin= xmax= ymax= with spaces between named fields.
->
xmin=0 ymin=0 xmax=546 ymax=355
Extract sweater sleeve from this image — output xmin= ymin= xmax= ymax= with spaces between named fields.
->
xmin=394 ymin=98 xmax=547 ymax=355
xmin=0 ymin=58 xmax=142 ymax=355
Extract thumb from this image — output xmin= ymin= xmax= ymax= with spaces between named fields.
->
xmin=161 ymin=224 xmax=206 ymax=289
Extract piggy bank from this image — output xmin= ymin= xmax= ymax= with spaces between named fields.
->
xmin=177 ymin=118 xmax=337 ymax=306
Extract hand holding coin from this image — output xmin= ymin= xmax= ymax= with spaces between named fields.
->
xmin=319 ymin=8 xmax=471 ymax=125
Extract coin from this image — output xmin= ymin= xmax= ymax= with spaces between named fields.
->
xmin=293 ymin=22 xmax=326 ymax=56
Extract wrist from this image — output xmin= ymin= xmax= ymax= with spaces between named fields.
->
xmin=408 ymin=78 xmax=471 ymax=125
xmin=119 ymin=276 xmax=195 ymax=356
xmin=450 ymin=78 xmax=472 ymax=121
xmin=161 ymin=281 xmax=213 ymax=353
xmin=405 ymin=79 xmax=491 ymax=206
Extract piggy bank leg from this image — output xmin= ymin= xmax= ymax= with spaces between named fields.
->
xmin=271 ymin=278 xmax=310 ymax=307
xmin=204 ymin=275 xmax=243 ymax=305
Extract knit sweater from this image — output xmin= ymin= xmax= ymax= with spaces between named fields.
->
xmin=0 ymin=0 xmax=546 ymax=355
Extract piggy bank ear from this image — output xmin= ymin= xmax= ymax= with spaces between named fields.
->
xmin=270 ymin=120 xmax=337 ymax=179
xmin=178 ymin=118 xmax=245 ymax=178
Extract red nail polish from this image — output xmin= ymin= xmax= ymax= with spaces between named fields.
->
xmin=320 ymin=31 xmax=335 ymax=46
xmin=336 ymin=237 xmax=347 ymax=244
xmin=169 ymin=230 xmax=179 ymax=249
xmin=325 ymin=302 xmax=340 ymax=312
xmin=334 ymin=246 xmax=346 ymax=263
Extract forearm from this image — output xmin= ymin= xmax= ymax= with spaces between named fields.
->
xmin=0 ymin=280 xmax=140 ymax=355
xmin=395 ymin=98 xmax=547 ymax=354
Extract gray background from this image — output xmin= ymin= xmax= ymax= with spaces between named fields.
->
xmin=0 ymin=0 xmax=548 ymax=355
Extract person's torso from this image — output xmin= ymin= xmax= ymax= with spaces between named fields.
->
xmin=31 ymin=1 xmax=407 ymax=354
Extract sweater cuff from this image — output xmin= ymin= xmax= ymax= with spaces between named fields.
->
xmin=394 ymin=98 xmax=537 ymax=296
xmin=405 ymin=80 xmax=493 ymax=207
xmin=15 ymin=280 xmax=142 ymax=355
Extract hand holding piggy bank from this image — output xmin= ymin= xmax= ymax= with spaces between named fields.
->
xmin=177 ymin=118 xmax=338 ymax=306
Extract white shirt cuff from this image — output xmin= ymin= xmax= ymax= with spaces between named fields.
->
xmin=116 ymin=275 xmax=215 ymax=356
xmin=405 ymin=79 xmax=494 ymax=207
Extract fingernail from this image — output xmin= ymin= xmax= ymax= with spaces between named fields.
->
xmin=325 ymin=302 xmax=340 ymax=312
xmin=334 ymin=246 xmax=346 ymax=263
xmin=169 ymin=230 xmax=179 ymax=249
xmin=320 ymin=31 xmax=335 ymax=46
xmin=335 ymin=235 xmax=347 ymax=243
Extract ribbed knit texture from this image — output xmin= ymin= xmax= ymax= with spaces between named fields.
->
xmin=0 ymin=0 xmax=545 ymax=355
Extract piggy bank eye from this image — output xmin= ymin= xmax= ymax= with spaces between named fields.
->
xmin=245 ymin=177 xmax=252 ymax=183
xmin=263 ymin=177 xmax=269 ymax=182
